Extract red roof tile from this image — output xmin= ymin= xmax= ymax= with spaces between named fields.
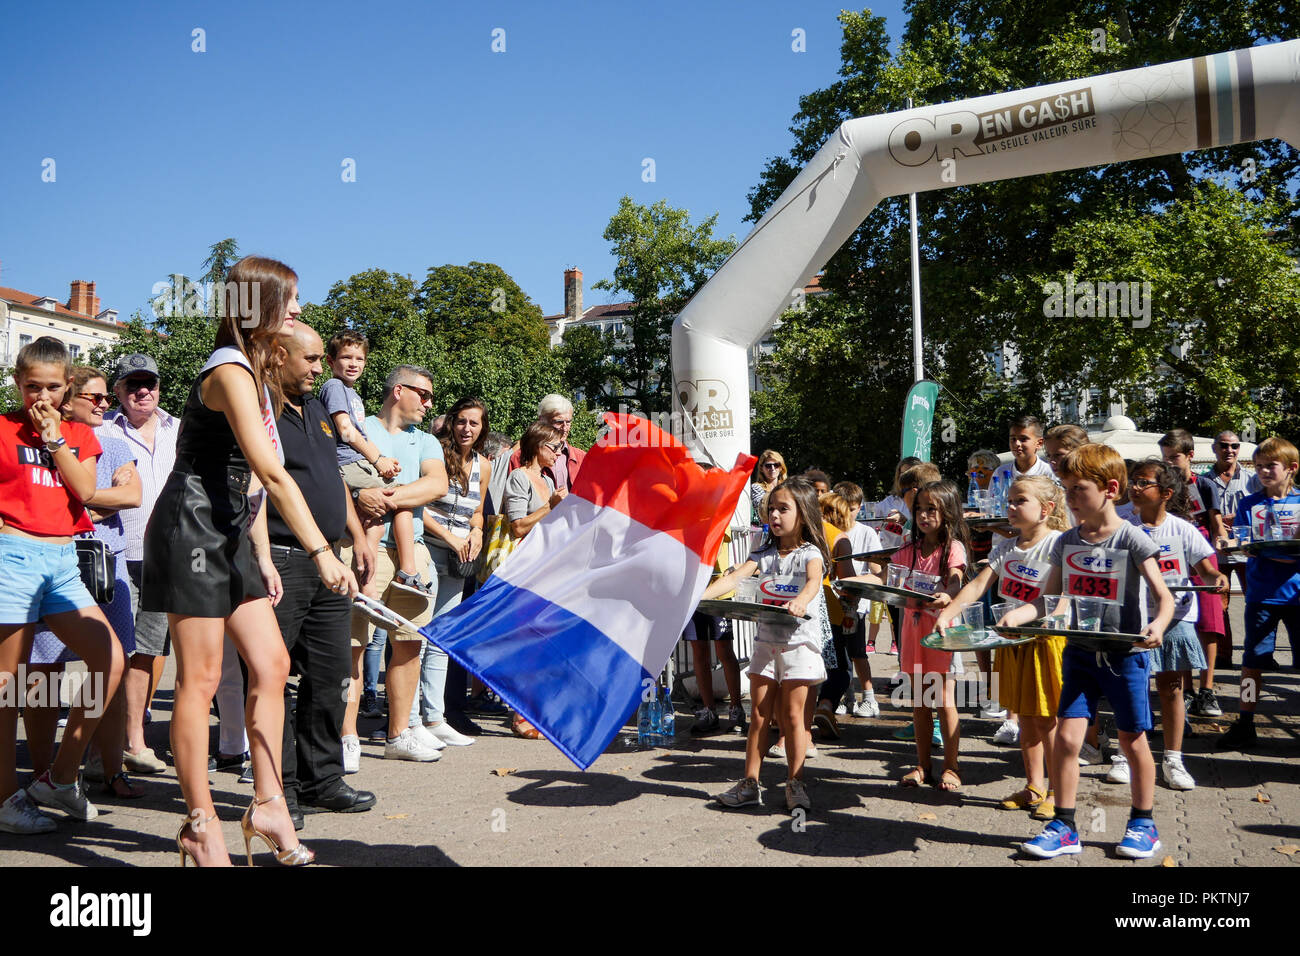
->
xmin=0 ymin=286 xmax=125 ymax=328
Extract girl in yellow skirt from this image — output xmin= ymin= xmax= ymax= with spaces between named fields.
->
xmin=934 ymin=476 xmax=1068 ymax=818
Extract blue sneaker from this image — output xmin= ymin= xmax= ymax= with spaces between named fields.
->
xmin=1116 ymin=818 xmax=1161 ymax=859
xmin=931 ymin=720 xmax=942 ymax=746
xmin=1020 ymin=820 xmax=1082 ymax=858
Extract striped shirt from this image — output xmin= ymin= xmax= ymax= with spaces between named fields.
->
xmin=99 ymin=407 xmax=179 ymax=561
xmin=428 ymin=451 xmax=482 ymax=541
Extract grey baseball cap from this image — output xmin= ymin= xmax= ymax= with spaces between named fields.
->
xmin=113 ymin=353 xmax=160 ymax=383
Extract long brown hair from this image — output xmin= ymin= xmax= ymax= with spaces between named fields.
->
xmin=906 ymin=480 xmax=971 ymax=583
xmin=762 ymin=477 xmax=830 ymax=569
xmin=214 ymin=256 xmax=297 ymax=417
xmin=437 ymin=397 xmax=490 ymax=494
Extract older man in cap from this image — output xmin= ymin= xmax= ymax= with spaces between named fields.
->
xmin=99 ymin=354 xmax=179 ymax=773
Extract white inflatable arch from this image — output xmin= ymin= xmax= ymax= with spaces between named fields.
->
xmin=671 ymin=39 xmax=1300 ymax=509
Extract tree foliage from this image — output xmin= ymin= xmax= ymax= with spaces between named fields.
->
xmin=591 ymin=196 xmax=736 ymax=414
xmin=750 ymin=4 xmax=1299 ymax=488
xmin=417 ymin=262 xmax=550 ymax=351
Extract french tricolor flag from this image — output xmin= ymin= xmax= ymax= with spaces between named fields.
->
xmin=422 ymin=414 xmax=755 ymax=769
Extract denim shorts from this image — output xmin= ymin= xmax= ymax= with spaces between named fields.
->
xmin=1058 ymin=644 xmax=1152 ymax=734
xmin=0 ymin=534 xmax=96 ymax=625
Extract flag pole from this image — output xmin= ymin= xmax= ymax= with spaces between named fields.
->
xmin=907 ymin=96 xmax=923 ymax=384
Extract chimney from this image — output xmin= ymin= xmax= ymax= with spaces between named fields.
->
xmin=88 ymin=281 xmax=100 ymax=317
xmin=563 ymin=267 xmax=583 ymax=323
xmin=69 ymin=280 xmax=90 ymax=315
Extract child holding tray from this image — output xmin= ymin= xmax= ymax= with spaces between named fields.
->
xmin=999 ymin=444 xmax=1174 ymax=860
xmin=934 ymin=475 xmax=1067 ymax=820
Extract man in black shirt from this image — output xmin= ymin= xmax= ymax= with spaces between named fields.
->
xmin=256 ymin=323 xmax=377 ymax=821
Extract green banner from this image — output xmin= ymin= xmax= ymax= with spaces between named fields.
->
xmin=900 ymin=380 xmax=940 ymax=462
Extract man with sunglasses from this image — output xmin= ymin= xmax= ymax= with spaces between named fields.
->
xmin=1201 ymin=431 xmax=1263 ymax=694
xmin=347 ymin=366 xmax=450 ymax=762
xmin=100 ymin=354 xmax=178 ymax=775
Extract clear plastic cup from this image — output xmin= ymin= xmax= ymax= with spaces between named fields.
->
xmin=961 ymin=603 xmax=985 ymax=634
xmin=1074 ymin=597 xmax=1103 ymax=631
xmin=886 ymin=564 xmax=908 ymax=589
xmin=735 ymin=577 xmax=759 ymax=603
xmin=990 ymin=601 xmax=1015 ymax=628
xmin=976 ymin=492 xmax=994 ymax=517
xmin=1234 ymin=522 xmax=1252 ymax=546
xmin=1048 ymin=595 xmax=1072 ymax=627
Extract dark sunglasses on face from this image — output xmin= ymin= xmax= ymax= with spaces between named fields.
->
xmin=762 ymin=462 xmax=781 ymax=470
xmin=400 ymin=383 xmax=434 ymax=403
xmin=1217 ymin=443 xmax=1241 ymax=450
xmin=77 ymin=392 xmax=111 ymax=406
xmin=122 ymin=377 xmax=159 ymax=392
xmin=544 ymin=441 xmax=565 ymax=453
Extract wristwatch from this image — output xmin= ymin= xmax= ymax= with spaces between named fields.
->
xmin=351 ymin=488 xmax=361 ymax=501
xmin=44 ymin=436 xmax=67 ymax=453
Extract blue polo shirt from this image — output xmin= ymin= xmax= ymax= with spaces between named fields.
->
xmin=365 ymin=415 xmax=443 ymax=548
xmin=1234 ymin=491 xmax=1300 ymax=605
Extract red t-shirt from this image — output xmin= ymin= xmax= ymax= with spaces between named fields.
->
xmin=0 ymin=411 xmax=100 ymax=536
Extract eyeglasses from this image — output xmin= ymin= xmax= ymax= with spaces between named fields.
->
xmin=121 ymin=377 xmax=159 ymax=392
xmin=1130 ymin=478 xmax=1160 ymax=490
xmin=77 ymin=392 xmax=111 ymax=406
xmin=399 ymin=382 xmax=434 ymax=404
xmin=761 ymin=462 xmax=781 ymax=470
xmin=1217 ymin=442 xmax=1241 ymax=450
xmin=544 ymin=441 xmax=565 ymax=454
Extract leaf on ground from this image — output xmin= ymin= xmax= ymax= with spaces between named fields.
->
xmin=1255 ymin=791 xmax=1271 ymax=803
xmin=492 ymin=767 xmax=517 ymax=777
xmin=383 ymin=813 xmax=408 ymax=820
xmin=917 ymin=812 xmax=937 ymax=821
xmin=1272 ymin=845 xmax=1300 ymax=856
xmin=1161 ymin=855 xmax=1177 ymax=867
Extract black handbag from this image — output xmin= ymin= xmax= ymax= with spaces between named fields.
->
xmin=75 ymin=538 xmax=116 ymax=605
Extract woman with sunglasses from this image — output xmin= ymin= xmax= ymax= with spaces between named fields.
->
xmin=25 ymin=366 xmax=143 ymax=800
xmin=502 ymin=421 xmax=568 ymax=738
xmin=751 ymin=450 xmax=788 ymax=517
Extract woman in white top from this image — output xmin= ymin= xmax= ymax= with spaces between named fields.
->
xmin=750 ymin=449 xmax=787 ymax=517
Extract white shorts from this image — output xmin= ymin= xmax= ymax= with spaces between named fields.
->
xmin=747 ymin=642 xmax=827 ymax=683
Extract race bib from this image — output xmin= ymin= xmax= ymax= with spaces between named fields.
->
xmin=1062 ymin=544 xmax=1127 ymax=604
xmin=758 ymin=562 xmax=805 ymax=607
xmin=1154 ymin=541 xmax=1187 ymax=582
xmin=998 ymin=555 xmax=1052 ymax=605
xmin=1250 ymin=502 xmax=1300 ymax=539
xmin=1186 ymin=484 xmax=1206 ymax=521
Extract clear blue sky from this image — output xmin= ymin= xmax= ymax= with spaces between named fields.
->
xmin=1 ymin=1 xmax=908 ymax=319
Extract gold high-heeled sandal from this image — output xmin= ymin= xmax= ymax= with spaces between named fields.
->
xmin=241 ymin=794 xmax=314 ymax=867
xmin=176 ymin=811 xmax=219 ymax=867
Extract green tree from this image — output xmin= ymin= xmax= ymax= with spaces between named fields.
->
xmin=555 ymin=324 xmax=614 ymax=408
xmin=417 ymin=262 xmax=550 ymax=351
xmin=200 ymin=238 xmax=242 ymax=317
xmin=749 ymin=5 xmax=1298 ymax=485
xmin=593 ymin=197 xmax=736 ymax=414
xmin=89 ymin=308 xmax=215 ymax=415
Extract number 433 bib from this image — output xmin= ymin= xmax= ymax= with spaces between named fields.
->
xmin=1062 ymin=545 xmax=1127 ymax=604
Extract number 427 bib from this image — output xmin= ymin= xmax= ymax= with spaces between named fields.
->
xmin=1062 ymin=545 xmax=1127 ymax=604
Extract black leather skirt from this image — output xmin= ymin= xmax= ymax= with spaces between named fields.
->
xmin=140 ymin=465 xmax=268 ymax=618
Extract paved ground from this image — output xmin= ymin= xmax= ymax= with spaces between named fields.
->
xmin=4 ymin=602 xmax=1297 ymax=867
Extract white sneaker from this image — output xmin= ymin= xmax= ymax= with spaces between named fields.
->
xmin=342 ymin=734 xmax=361 ymax=774
xmin=715 ymin=778 xmax=760 ymax=807
xmin=425 ymin=721 xmax=475 ymax=747
xmin=805 ymin=745 xmax=819 ymax=759
xmin=853 ymin=696 xmax=881 ymax=718
xmin=786 ymin=778 xmax=811 ymax=811
xmin=27 ymin=772 xmax=98 ymax=821
xmin=1162 ymin=756 xmax=1196 ymax=791
xmin=834 ymin=703 xmax=848 ymax=716
xmin=409 ymin=723 xmax=447 ymax=751
xmin=980 ymin=701 xmax=1008 ymax=719
xmin=383 ymin=728 xmax=441 ymax=762
xmin=992 ymin=719 xmax=1020 ymax=746
xmin=1079 ymin=733 xmax=1110 ymax=765
xmin=1106 ymin=753 xmax=1130 ymax=784
xmin=0 ymin=790 xmax=57 ymax=834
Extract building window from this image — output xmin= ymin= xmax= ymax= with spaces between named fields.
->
xmin=19 ymin=334 xmax=32 ymax=349
xmin=68 ymin=344 xmax=81 ymax=359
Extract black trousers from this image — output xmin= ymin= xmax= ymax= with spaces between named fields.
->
xmin=270 ymin=546 xmax=351 ymax=802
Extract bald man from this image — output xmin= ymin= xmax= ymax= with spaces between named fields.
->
xmin=254 ymin=323 xmax=376 ymax=823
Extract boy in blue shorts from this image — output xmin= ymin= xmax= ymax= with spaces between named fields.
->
xmin=1215 ymin=437 xmax=1300 ymax=751
xmin=1000 ymin=444 xmax=1174 ymax=859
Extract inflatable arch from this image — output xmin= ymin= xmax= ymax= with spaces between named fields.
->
xmin=670 ymin=39 xmax=1300 ymax=516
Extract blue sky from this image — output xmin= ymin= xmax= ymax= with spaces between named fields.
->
xmin=1 ymin=1 xmax=909 ymax=319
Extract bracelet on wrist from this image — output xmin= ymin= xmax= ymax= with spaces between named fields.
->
xmin=307 ymin=545 xmax=331 ymax=559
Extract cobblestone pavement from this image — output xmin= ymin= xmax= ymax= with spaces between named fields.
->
xmin=4 ymin=604 xmax=1296 ymax=867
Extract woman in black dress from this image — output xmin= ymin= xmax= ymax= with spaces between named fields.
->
xmin=142 ymin=256 xmax=357 ymax=866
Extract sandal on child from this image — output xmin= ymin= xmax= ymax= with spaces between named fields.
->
xmin=1030 ymin=790 xmax=1056 ymax=820
xmin=511 ymin=716 xmax=541 ymax=740
xmin=937 ymin=768 xmax=962 ymax=792
xmin=999 ymin=783 xmax=1046 ymax=810
xmin=900 ymin=766 xmax=932 ymax=787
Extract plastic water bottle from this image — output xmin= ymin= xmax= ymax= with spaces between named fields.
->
xmin=647 ymin=686 xmax=663 ymax=746
xmin=989 ymin=475 xmax=1002 ymax=516
xmin=659 ymin=684 xmax=675 ymax=744
xmin=998 ymin=477 xmax=1009 ymax=517
xmin=637 ymin=694 xmax=654 ymax=746
xmin=1264 ymin=505 xmax=1283 ymax=541
xmin=967 ymin=473 xmax=980 ymax=510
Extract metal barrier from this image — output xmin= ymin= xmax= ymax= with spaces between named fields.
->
xmin=667 ymin=526 xmax=759 ymax=695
